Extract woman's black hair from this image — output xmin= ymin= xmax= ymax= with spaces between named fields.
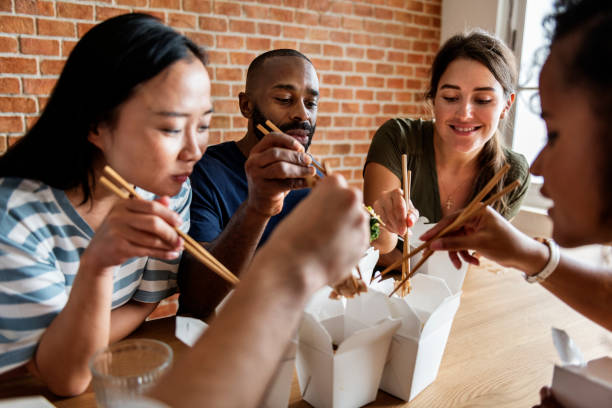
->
xmin=0 ymin=13 xmax=207 ymax=203
xmin=546 ymin=0 xmax=612 ymax=223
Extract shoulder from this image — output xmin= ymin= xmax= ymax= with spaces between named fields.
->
xmin=371 ymin=118 xmax=432 ymax=155
xmin=0 ymin=178 xmax=55 ymax=219
xmin=503 ymin=147 xmax=530 ymax=182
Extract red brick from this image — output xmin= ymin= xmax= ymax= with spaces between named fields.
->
xmin=356 ymin=90 xmax=373 ymax=100
xmin=412 ymin=40 xmax=428 ymax=52
xmin=257 ymin=23 xmax=280 ymax=37
xmin=343 ymin=156 xmax=363 ymax=167
xmin=211 ymin=83 xmax=230 ymax=97
xmin=95 ymin=7 xmax=126 ymax=21
xmin=76 ymin=23 xmax=96 ymax=38
xmin=0 ymin=136 xmax=6 ymax=154
xmin=376 ymin=63 xmax=393 ymax=75
xmin=364 ymin=20 xmax=384 ymax=34
xmin=333 ymin=116 xmax=352 ymax=127
xmin=0 ymin=36 xmax=18 ymax=53
xmin=217 ymin=35 xmax=244 ymax=49
xmin=269 ymin=8 xmax=293 ymax=22
xmin=256 ymin=0 xmax=282 ymax=4
xmin=332 ymin=60 xmax=352 ymax=72
xmin=325 ymin=157 xmax=341 ymax=168
xmin=397 ymin=65 xmax=414 ymax=76
xmin=366 ymin=76 xmax=384 ymax=88
xmin=393 ymin=38 xmax=412 ymax=50
xmin=323 ymin=44 xmax=342 ymax=57
xmin=20 ymin=38 xmax=59 ymax=56
xmin=208 ymin=130 xmax=221 ymax=145
xmin=346 ymin=47 xmax=364 ymax=59
xmin=332 ymin=88 xmax=353 ymax=100
xmin=0 ymin=97 xmax=36 ymax=113
xmin=151 ymin=0 xmax=180 ymax=8
xmin=40 ymin=58 xmax=65 ymax=75
xmin=57 ymin=2 xmax=94 ymax=20
xmin=216 ymin=67 xmax=243 ymax=81
xmin=385 ymin=22 xmax=403 ymax=36
xmin=345 ymin=76 xmax=363 ymax=87
xmin=184 ymin=0 xmax=212 ymax=13
xmin=406 ymin=79 xmax=422 ymax=89
xmin=8 ymin=134 xmax=24 ymax=146
xmin=309 ymin=28 xmax=329 ymax=41
xmin=214 ymin=99 xmax=239 ymax=114
xmin=0 ymin=57 xmax=37 ymax=74
xmin=342 ymin=103 xmax=359 ymax=113
xmin=15 ymin=0 xmax=54 ymax=16
xmin=61 ymin=40 xmax=77 ymax=57
xmin=307 ymin=0 xmax=331 ymax=12
xmin=230 ymin=20 xmax=256 ymax=34
xmin=432 ymin=17 xmax=441 ymax=28
xmin=37 ymin=19 xmax=74 ymax=37
xmin=211 ymin=115 xmax=231 ymax=129
xmin=406 ymin=53 xmax=424 ymax=64
xmin=117 ymin=0 xmax=147 ymax=5
xmin=415 ymin=66 xmax=429 ymax=78
xmin=319 ymin=101 xmax=338 ymax=113
xmin=0 ymin=0 xmax=10 ymax=11
xmin=395 ymin=11 xmax=413 ymax=23
xmin=296 ymin=11 xmax=318 ymax=26
xmin=273 ymin=40 xmax=297 ymax=49
xmin=214 ymin=2 xmax=240 ymax=17
xmin=352 ymin=33 xmax=371 ymax=46
xmin=284 ymin=26 xmax=307 ymax=39
xmin=355 ymin=62 xmax=373 ymax=73
xmin=354 ymin=116 xmax=372 ymax=127
xmin=353 ymin=142 xmax=371 ymax=153
xmin=383 ymin=104 xmax=401 ymax=115
xmin=285 ymin=0 xmax=306 ymax=7
xmin=232 ymin=116 xmax=247 ymax=129
xmin=246 ymin=37 xmax=271 ymax=51
xmin=199 ymin=16 xmax=227 ymax=32
xmin=229 ymin=52 xmax=256 ymax=65
xmin=372 ymin=35 xmax=391 ymax=48
xmin=207 ymin=50 xmax=228 ymax=65
xmin=299 ymin=42 xmax=320 ymax=55
xmin=0 ymin=77 xmax=20 ymax=94
xmin=395 ymin=91 xmax=412 ymax=102
xmin=374 ymin=7 xmax=393 ymax=20
xmin=0 ymin=116 xmax=23 ymax=133
xmin=387 ymin=78 xmax=404 ymax=89
xmin=168 ymin=13 xmax=197 ymax=29
xmin=319 ymin=88 xmax=331 ymax=98
xmin=366 ymin=49 xmax=384 ymax=61
xmin=0 ymin=16 xmax=35 ymax=34
xmin=320 ymin=15 xmax=340 ymax=28
xmin=243 ymin=4 xmax=267 ymax=19
xmin=342 ymin=17 xmax=362 ymax=30
xmin=376 ymin=91 xmax=392 ymax=101
xmin=135 ymin=10 xmax=165 ymax=21
xmin=322 ymin=74 xmax=342 ymax=85
xmin=325 ymin=130 xmax=345 ymax=140
xmin=311 ymin=57 xmax=331 ymax=71
xmin=414 ymin=15 xmax=431 ymax=26
xmin=23 ymin=78 xmax=56 ymax=95
xmin=309 ymin=143 xmax=330 ymax=156
xmin=330 ymin=31 xmax=350 ymax=43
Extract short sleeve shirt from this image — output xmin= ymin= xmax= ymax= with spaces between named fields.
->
xmin=365 ymin=118 xmax=530 ymax=223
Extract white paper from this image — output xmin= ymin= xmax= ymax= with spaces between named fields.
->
xmin=0 ymin=397 xmax=55 ymax=408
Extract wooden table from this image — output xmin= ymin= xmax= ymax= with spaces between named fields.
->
xmin=2 ymin=262 xmax=611 ymax=407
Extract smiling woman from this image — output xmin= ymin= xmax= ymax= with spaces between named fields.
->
xmin=0 ymin=13 xmax=210 ymax=396
xmin=363 ymin=30 xmax=531 ymax=264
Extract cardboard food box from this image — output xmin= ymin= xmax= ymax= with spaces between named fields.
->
xmin=550 ymin=328 xmax=612 ymax=408
xmin=175 ymin=316 xmax=295 ymax=408
xmin=296 ymin=287 xmax=401 ymax=408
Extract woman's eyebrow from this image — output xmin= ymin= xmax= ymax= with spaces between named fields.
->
xmin=440 ymin=84 xmax=496 ymax=92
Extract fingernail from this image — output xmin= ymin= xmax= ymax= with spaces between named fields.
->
xmin=167 ymin=251 xmax=180 ymax=259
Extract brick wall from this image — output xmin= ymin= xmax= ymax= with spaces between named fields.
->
xmin=0 ymin=0 xmax=441 ymax=190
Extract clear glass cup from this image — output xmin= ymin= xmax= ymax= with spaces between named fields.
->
xmin=89 ymin=338 xmax=173 ymax=408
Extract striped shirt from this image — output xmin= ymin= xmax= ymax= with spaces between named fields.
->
xmin=0 ymin=177 xmax=190 ymax=373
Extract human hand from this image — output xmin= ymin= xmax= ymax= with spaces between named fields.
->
xmin=245 ymin=132 xmax=316 ymax=217
xmin=420 ymin=205 xmax=538 ymax=270
xmin=532 ymin=387 xmax=563 ymax=408
xmin=83 ymin=196 xmax=183 ymax=273
xmin=372 ymin=188 xmax=419 ymax=237
xmin=259 ymin=174 xmax=370 ymax=292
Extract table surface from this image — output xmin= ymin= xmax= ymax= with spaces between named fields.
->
xmin=1 ymin=261 xmax=611 ymax=408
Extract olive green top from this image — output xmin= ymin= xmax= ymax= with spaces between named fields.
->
xmin=365 ymin=118 xmax=530 ymax=223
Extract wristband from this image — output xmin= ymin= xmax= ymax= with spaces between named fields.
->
xmin=525 ymin=237 xmax=560 ymax=284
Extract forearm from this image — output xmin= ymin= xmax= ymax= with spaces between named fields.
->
xmin=34 ymin=262 xmax=113 ymax=396
xmin=109 ymin=300 xmax=159 ymax=343
xmin=151 ymin=256 xmax=314 ymax=407
xmin=179 ymin=202 xmax=269 ymax=318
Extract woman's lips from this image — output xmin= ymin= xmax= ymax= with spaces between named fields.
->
xmin=449 ymin=124 xmax=482 ymax=135
xmin=172 ymin=174 xmax=189 ymax=183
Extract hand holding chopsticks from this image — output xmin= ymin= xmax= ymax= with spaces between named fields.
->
xmin=100 ymin=166 xmax=239 ymax=285
xmin=382 ymin=163 xmax=521 ymax=296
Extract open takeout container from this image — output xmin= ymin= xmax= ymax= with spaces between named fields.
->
xmin=175 ymin=315 xmax=295 ymax=408
xmin=296 ymin=287 xmax=401 ymax=408
xmin=550 ymin=328 xmax=612 ymax=408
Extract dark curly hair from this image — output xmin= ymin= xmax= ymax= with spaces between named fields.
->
xmin=546 ymin=0 xmax=612 ymax=224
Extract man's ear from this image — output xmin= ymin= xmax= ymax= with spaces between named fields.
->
xmin=500 ymin=92 xmax=516 ymax=119
xmin=238 ymin=92 xmax=253 ymax=119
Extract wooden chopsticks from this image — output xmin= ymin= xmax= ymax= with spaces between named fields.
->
xmin=384 ymin=164 xmax=520 ymax=297
xmin=99 ymin=166 xmax=240 ymax=286
xmin=400 ymin=154 xmax=411 ymax=297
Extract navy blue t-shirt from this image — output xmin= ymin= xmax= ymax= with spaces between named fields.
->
xmin=189 ymin=141 xmax=311 ymax=245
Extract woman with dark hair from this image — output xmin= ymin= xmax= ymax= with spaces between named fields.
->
xmin=0 ymin=12 xmax=370 ymax=402
xmin=419 ymin=0 xmax=612 ymax=406
xmin=364 ymin=30 xmax=530 ymax=264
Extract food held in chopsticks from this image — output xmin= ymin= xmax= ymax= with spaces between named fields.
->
xmin=100 ymin=166 xmax=239 ymax=286
xmin=365 ymin=206 xmax=381 ymax=242
xmin=379 ymin=164 xmax=521 ymax=297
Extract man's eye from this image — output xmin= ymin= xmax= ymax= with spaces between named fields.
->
xmin=275 ymin=98 xmax=291 ymax=104
xmin=306 ymin=101 xmax=318 ymax=109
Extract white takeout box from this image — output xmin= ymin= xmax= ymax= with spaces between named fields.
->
xmin=551 ymin=328 xmax=612 ymax=408
xmin=175 ymin=316 xmax=295 ymax=408
xmin=296 ymin=287 xmax=401 ymax=408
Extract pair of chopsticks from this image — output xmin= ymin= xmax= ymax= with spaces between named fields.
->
xmin=256 ymin=119 xmax=329 ymax=176
xmin=400 ymin=155 xmax=412 ymax=297
xmin=384 ymin=163 xmax=520 ymax=297
xmin=99 ymin=166 xmax=239 ymax=285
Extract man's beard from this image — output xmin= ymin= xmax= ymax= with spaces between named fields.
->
xmin=251 ymin=105 xmax=316 ymax=150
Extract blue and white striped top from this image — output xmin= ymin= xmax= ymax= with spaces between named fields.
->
xmin=0 ymin=177 xmax=191 ymax=374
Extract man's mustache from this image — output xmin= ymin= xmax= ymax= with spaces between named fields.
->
xmin=279 ymin=122 xmax=313 ymax=133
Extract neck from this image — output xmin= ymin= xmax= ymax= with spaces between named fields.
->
xmin=433 ymin=128 xmax=480 ymax=173
xmin=236 ymin=130 xmax=259 ymax=159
